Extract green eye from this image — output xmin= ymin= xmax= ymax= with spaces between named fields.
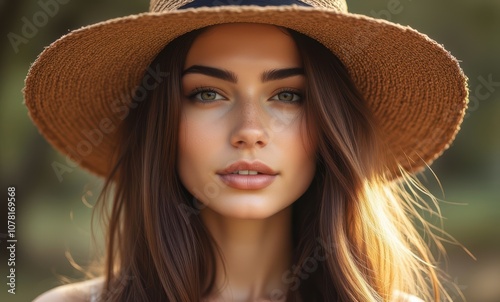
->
xmin=200 ymin=91 xmax=217 ymax=101
xmin=271 ymin=90 xmax=302 ymax=103
xmin=189 ymin=88 xmax=225 ymax=103
xmin=278 ymin=92 xmax=294 ymax=102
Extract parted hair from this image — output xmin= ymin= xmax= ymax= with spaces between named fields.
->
xmin=89 ymin=27 xmax=459 ymax=301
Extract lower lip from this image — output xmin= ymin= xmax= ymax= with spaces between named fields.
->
xmin=218 ymin=174 xmax=277 ymax=190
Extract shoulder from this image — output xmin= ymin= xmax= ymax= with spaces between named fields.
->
xmin=392 ymin=290 xmax=425 ymax=302
xmin=33 ymin=277 xmax=104 ymax=302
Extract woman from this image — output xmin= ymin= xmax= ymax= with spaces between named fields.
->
xmin=26 ymin=1 xmax=468 ymax=301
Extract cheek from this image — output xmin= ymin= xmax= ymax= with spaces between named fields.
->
xmin=300 ymin=113 xmax=318 ymax=157
xmin=283 ymin=113 xmax=317 ymax=161
xmin=280 ymin=114 xmax=317 ymax=188
xmin=177 ymin=114 xmax=215 ymax=191
xmin=177 ymin=117 xmax=204 ymax=191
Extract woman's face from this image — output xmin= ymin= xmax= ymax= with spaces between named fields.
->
xmin=177 ymin=23 xmax=317 ymax=219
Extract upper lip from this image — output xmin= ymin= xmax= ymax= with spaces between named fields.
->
xmin=217 ymin=160 xmax=278 ymax=175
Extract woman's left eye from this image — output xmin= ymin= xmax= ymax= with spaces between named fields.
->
xmin=270 ymin=90 xmax=302 ymax=103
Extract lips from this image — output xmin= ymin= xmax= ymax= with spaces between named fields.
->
xmin=216 ymin=160 xmax=278 ymax=190
xmin=217 ymin=160 xmax=278 ymax=176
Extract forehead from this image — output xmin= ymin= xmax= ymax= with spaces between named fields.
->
xmin=184 ymin=23 xmax=302 ymax=67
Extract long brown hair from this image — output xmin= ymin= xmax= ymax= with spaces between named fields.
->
xmin=91 ymin=26 xmax=458 ymax=301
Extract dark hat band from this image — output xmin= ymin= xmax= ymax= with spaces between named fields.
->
xmin=179 ymin=0 xmax=311 ymax=9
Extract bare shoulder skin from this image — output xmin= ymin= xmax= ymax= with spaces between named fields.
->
xmin=33 ymin=277 xmax=104 ymax=302
xmin=393 ymin=290 xmax=425 ymax=302
xmin=32 ymin=277 xmax=423 ymax=302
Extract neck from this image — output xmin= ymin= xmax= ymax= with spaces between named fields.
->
xmin=200 ymin=206 xmax=293 ymax=302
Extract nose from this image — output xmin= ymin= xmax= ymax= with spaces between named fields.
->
xmin=230 ymin=101 xmax=269 ymax=149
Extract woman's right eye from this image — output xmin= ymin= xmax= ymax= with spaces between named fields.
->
xmin=188 ymin=88 xmax=226 ymax=103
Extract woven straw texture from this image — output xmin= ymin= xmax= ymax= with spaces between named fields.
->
xmin=24 ymin=0 xmax=468 ymax=178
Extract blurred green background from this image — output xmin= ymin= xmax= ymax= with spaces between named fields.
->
xmin=0 ymin=0 xmax=499 ymax=301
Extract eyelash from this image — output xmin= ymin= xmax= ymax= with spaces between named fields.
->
xmin=187 ymin=86 xmax=225 ymax=103
xmin=272 ymin=88 xmax=303 ymax=103
xmin=187 ymin=86 xmax=303 ymax=104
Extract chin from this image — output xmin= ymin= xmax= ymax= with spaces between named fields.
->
xmin=208 ymin=197 xmax=291 ymax=220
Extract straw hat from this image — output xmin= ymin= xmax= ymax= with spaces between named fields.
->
xmin=24 ymin=0 xmax=468 ymax=178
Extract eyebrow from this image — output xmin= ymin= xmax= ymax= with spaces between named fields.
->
xmin=183 ymin=65 xmax=238 ymax=83
xmin=182 ymin=65 xmax=304 ymax=83
xmin=261 ymin=68 xmax=304 ymax=82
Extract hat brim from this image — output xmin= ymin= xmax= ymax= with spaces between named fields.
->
xmin=24 ymin=6 xmax=468 ymax=178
